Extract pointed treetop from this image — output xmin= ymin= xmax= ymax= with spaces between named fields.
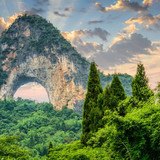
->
xmin=110 ymin=73 xmax=126 ymax=101
xmin=131 ymin=62 xmax=153 ymax=101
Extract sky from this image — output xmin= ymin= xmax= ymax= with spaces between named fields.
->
xmin=0 ymin=0 xmax=160 ymax=102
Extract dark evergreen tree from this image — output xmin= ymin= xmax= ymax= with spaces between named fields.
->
xmin=110 ymin=74 xmax=126 ymax=101
xmin=131 ymin=62 xmax=153 ymax=101
xmin=47 ymin=141 xmax=53 ymax=157
xmin=103 ymin=74 xmax=126 ymax=112
xmin=81 ymin=62 xmax=103 ymax=145
xmin=103 ymin=84 xmax=112 ymax=111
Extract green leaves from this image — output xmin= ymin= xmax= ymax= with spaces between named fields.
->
xmin=0 ymin=98 xmax=82 ymax=158
xmin=110 ymin=74 xmax=126 ymax=101
xmin=131 ymin=62 xmax=153 ymax=102
xmin=0 ymin=135 xmax=30 ymax=159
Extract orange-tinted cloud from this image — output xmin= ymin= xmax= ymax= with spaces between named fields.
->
xmin=62 ymin=29 xmax=105 ymax=58
xmin=124 ymin=24 xmax=139 ymax=34
xmin=143 ymin=0 xmax=152 ymax=6
xmin=95 ymin=0 xmax=150 ymax=13
xmin=0 ymin=13 xmax=23 ymax=34
xmin=126 ymin=14 xmax=160 ymax=28
xmin=110 ymin=24 xmax=138 ymax=47
xmin=62 ymin=28 xmax=109 ymax=41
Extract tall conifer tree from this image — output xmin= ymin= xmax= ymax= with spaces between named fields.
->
xmin=131 ymin=63 xmax=153 ymax=101
xmin=110 ymin=74 xmax=126 ymax=101
xmin=81 ymin=62 xmax=103 ymax=145
xmin=105 ymin=74 xmax=126 ymax=111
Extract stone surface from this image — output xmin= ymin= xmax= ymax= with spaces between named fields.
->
xmin=0 ymin=15 xmax=90 ymax=113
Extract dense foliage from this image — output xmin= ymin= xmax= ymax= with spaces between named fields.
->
xmin=48 ymin=62 xmax=160 ymax=160
xmin=0 ymin=135 xmax=30 ymax=160
xmin=0 ymin=98 xmax=82 ymax=158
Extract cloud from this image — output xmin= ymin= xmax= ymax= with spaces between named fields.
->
xmin=72 ymin=39 xmax=104 ymax=58
xmin=88 ymin=20 xmax=104 ymax=25
xmin=110 ymin=24 xmax=138 ymax=47
xmin=126 ymin=14 xmax=160 ymax=29
xmin=62 ymin=28 xmax=110 ymax=41
xmin=64 ymin=7 xmax=86 ymax=13
xmin=27 ymin=8 xmax=45 ymax=15
xmin=64 ymin=7 xmax=74 ymax=12
xmin=123 ymin=24 xmax=138 ymax=34
xmin=63 ymin=27 xmax=152 ymax=71
xmin=91 ymin=33 xmax=152 ymax=70
xmin=54 ymin=11 xmax=68 ymax=17
xmin=25 ymin=0 xmax=50 ymax=15
xmin=143 ymin=0 xmax=152 ymax=6
xmin=62 ymin=28 xmax=109 ymax=58
xmin=95 ymin=0 xmax=151 ymax=13
xmin=0 ymin=13 xmax=23 ymax=35
xmin=35 ymin=0 xmax=49 ymax=6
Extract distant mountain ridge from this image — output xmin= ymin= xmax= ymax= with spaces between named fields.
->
xmin=0 ymin=14 xmax=132 ymax=113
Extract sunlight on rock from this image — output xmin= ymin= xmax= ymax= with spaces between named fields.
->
xmin=14 ymin=82 xmax=49 ymax=103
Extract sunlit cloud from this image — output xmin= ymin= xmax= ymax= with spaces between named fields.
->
xmin=62 ymin=28 xmax=110 ymax=41
xmin=0 ymin=12 xmax=23 ymax=34
xmin=62 ymin=30 xmax=104 ymax=58
xmin=143 ymin=0 xmax=153 ymax=6
xmin=124 ymin=24 xmax=139 ymax=34
xmin=110 ymin=24 xmax=138 ymax=47
xmin=95 ymin=0 xmax=151 ymax=14
xmin=126 ymin=14 xmax=160 ymax=29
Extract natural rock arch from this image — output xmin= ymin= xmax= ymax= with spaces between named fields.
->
xmin=0 ymin=53 xmax=88 ymax=110
xmin=0 ymin=15 xmax=90 ymax=111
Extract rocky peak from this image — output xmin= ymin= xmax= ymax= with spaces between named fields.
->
xmin=0 ymin=14 xmax=90 ymax=113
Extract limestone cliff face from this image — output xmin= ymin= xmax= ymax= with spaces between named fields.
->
xmin=0 ymin=15 xmax=90 ymax=113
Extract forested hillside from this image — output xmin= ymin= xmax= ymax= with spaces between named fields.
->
xmin=0 ymin=98 xmax=82 ymax=158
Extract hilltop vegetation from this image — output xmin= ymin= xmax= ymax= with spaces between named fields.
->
xmin=0 ymin=98 xmax=82 ymax=158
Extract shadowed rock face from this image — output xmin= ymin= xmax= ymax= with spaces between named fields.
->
xmin=0 ymin=15 xmax=90 ymax=113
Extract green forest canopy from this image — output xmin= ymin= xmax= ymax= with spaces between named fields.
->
xmin=1 ymin=63 xmax=160 ymax=160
